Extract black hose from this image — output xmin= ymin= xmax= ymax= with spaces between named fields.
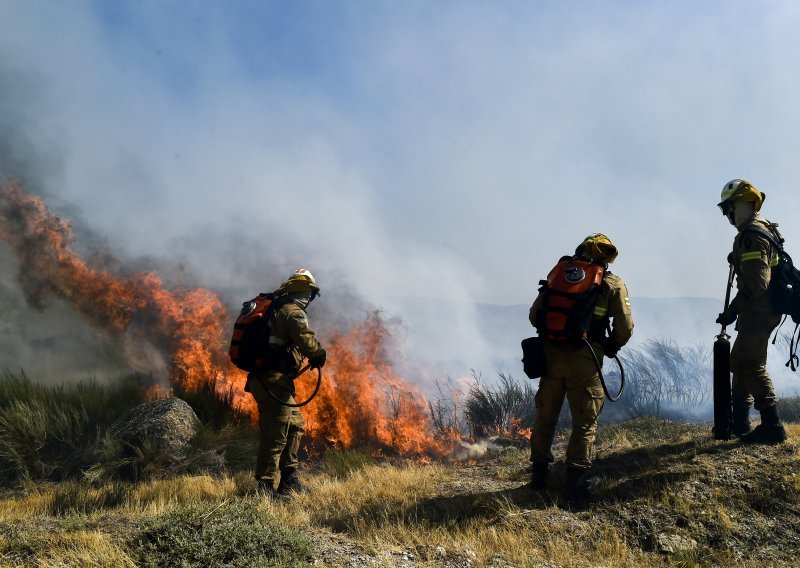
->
xmin=264 ymin=364 xmax=323 ymax=407
xmin=582 ymin=338 xmax=625 ymax=402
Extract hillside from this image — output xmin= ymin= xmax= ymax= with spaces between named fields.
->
xmin=1 ymin=417 xmax=798 ymax=567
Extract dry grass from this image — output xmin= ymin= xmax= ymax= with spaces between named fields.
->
xmin=265 ymin=460 xmax=653 ymax=567
xmin=1 ymin=421 xmax=799 ymax=566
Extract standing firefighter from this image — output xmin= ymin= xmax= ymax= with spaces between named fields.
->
xmin=528 ymin=233 xmax=634 ymax=502
xmin=245 ymin=269 xmax=327 ymax=496
xmin=716 ymin=180 xmax=788 ymax=444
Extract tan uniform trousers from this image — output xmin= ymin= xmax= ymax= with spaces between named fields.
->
xmin=531 ymin=342 xmax=605 ymax=470
xmin=246 ymin=371 xmax=305 ymax=485
xmin=731 ymin=311 xmax=781 ymax=410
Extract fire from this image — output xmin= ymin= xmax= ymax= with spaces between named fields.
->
xmin=0 ymin=182 xmax=453 ymax=456
xmin=298 ymin=312 xmax=448 ymax=455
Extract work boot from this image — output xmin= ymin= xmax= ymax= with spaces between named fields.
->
xmin=565 ymin=467 xmax=600 ymax=505
xmin=256 ymin=478 xmax=279 ymax=498
xmin=276 ymin=469 xmax=305 ymax=495
xmin=732 ymin=405 xmax=753 ymax=437
xmin=740 ymin=405 xmax=788 ymax=445
xmin=528 ymin=463 xmax=549 ymax=490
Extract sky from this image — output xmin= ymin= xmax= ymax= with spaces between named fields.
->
xmin=2 ymin=1 xmax=800 ymax=379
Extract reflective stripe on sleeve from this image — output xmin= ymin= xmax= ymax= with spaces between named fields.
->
xmin=771 ymin=256 xmax=779 ymax=267
xmin=593 ymin=306 xmax=608 ymax=317
xmin=741 ymin=251 xmax=762 ymax=262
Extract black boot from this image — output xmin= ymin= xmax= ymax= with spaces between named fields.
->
xmin=565 ymin=467 xmax=600 ymax=505
xmin=732 ymin=405 xmax=753 ymax=437
xmin=256 ymin=478 xmax=279 ymax=498
xmin=740 ymin=405 xmax=788 ymax=445
xmin=528 ymin=463 xmax=549 ymax=490
xmin=277 ymin=469 xmax=305 ymax=495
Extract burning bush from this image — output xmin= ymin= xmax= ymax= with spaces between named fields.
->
xmin=463 ymin=372 xmax=536 ymax=441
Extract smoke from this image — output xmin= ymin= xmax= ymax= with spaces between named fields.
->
xmin=3 ymin=2 xmax=800 ymax=386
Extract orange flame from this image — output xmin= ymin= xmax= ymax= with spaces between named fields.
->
xmin=0 ymin=182 xmax=454 ymax=456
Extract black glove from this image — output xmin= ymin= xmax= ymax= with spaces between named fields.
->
xmin=602 ymin=337 xmax=621 ymax=358
xmin=716 ymin=294 xmax=740 ymax=326
xmin=308 ymin=349 xmax=327 ymax=369
xmin=716 ymin=309 xmax=737 ymax=326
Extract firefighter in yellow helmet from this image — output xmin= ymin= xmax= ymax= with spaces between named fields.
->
xmin=716 ymin=180 xmax=788 ymax=444
xmin=528 ymin=233 xmax=634 ymax=503
xmin=245 ymin=268 xmax=327 ymax=496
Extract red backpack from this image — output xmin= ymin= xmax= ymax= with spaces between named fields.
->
xmin=229 ymin=293 xmax=275 ymax=371
xmin=536 ymin=256 xmax=606 ymax=343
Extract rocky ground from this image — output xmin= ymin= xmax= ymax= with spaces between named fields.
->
xmin=291 ymin=418 xmax=800 ymax=567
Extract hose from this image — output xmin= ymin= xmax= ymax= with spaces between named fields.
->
xmin=264 ymin=363 xmax=323 ymax=408
xmin=582 ymin=338 xmax=625 ymax=402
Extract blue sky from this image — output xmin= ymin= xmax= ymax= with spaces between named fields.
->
xmin=3 ymin=1 xmax=800 ymax=375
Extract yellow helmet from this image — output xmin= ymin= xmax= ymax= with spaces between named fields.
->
xmin=276 ymin=268 xmax=320 ymax=296
xmin=576 ymin=233 xmax=618 ymax=264
xmin=718 ymin=179 xmax=765 ymax=212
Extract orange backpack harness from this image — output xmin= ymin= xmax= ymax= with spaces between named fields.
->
xmin=536 ymin=256 xmax=607 ymax=344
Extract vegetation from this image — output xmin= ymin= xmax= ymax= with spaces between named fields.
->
xmin=464 ymin=372 xmax=536 ymax=438
xmin=2 ymin=363 xmax=800 ymax=565
xmin=0 ymin=371 xmax=141 ymax=482
xmin=0 ymin=371 xmax=258 ymax=486
xmin=2 ymin=421 xmax=798 ymax=566
xmin=132 ymin=500 xmax=314 ymax=567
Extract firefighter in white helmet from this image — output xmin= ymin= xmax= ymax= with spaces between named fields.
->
xmin=717 ymin=180 xmax=788 ymax=443
xmin=245 ymin=268 xmax=327 ymax=496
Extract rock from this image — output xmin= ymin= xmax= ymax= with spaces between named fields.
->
xmin=107 ymin=397 xmax=200 ymax=462
xmin=656 ymin=533 xmax=698 ymax=554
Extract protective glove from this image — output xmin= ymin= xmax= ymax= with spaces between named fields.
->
xmin=716 ymin=294 xmax=740 ymax=326
xmin=308 ymin=349 xmax=327 ymax=369
xmin=715 ymin=309 xmax=737 ymax=326
xmin=602 ymin=337 xmax=621 ymax=358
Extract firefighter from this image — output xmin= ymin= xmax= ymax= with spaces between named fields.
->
xmin=245 ymin=268 xmax=327 ymax=496
xmin=716 ymin=180 xmax=788 ymax=444
xmin=528 ymin=233 xmax=634 ymax=502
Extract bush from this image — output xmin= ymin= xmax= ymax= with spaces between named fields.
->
xmin=131 ymin=500 xmax=314 ymax=567
xmin=617 ymin=339 xmax=711 ymax=420
xmin=463 ymin=372 xmax=536 ymax=438
xmin=0 ymin=371 xmax=259 ymax=484
xmin=0 ymin=371 xmax=143 ymax=483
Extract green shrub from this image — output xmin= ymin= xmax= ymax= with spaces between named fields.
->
xmin=0 ymin=371 xmax=142 ymax=483
xmin=131 ymin=500 xmax=314 ymax=567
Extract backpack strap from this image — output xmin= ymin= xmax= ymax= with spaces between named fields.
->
xmin=786 ymin=322 xmax=800 ymax=372
xmin=741 ymin=224 xmax=785 ymax=251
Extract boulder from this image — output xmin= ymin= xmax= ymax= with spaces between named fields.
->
xmin=107 ymin=397 xmax=201 ymax=462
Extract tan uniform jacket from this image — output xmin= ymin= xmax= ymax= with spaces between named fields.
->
xmin=267 ymin=300 xmax=325 ymax=373
xmin=732 ymin=215 xmax=780 ymax=315
xmin=529 ymin=271 xmax=634 ymax=350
